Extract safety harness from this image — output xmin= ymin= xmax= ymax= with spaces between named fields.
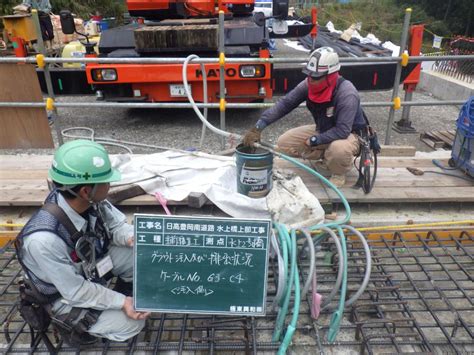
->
xmin=353 ymin=112 xmax=382 ymax=193
xmin=14 ymin=191 xmax=112 ymax=347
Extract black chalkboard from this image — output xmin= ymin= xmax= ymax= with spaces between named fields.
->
xmin=133 ymin=214 xmax=271 ymax=316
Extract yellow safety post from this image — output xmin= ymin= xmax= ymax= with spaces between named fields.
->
xmin=46 ymin=97 xmax=55 ymax=111
xmin=393 ymin=96 xmax=401 ymax=110
xmin=401 ymin=52 xmax=409 ymax=67
xmin=219 ymin=52 xmax=225 ymax=66
xmin=36 ymin=54 xmax=45 ymax=69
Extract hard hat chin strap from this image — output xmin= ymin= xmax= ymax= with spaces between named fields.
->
xmin=86 ymin=184 xmax=99 ymax=204
xmin=57 ymin=184 xmax=98 ymax=205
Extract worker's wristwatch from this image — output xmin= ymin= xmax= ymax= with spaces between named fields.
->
xmin=309 ymin=135 xmax=319 ymax=146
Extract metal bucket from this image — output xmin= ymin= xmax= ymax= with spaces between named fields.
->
xmin=235 ymin=144 xmax=273 ymax=198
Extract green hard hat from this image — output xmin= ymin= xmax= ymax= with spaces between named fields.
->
xmin=48 ymin=139 xmax=121 ymax=185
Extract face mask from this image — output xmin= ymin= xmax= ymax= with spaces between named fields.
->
xmin=307 ymin=72 xmax=339 ymax=103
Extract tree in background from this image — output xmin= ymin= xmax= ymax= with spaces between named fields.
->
xmin=51 ymin=0 xmax=126 ymax=22
xmin=1 ymin=0 xmax=126 ymax=22
xmin=0 ymin=0 xmax=17 ymax=16
xmin=397 ymin=0 xmax=472 ymax=37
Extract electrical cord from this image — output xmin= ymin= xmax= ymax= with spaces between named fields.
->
xmin=423 ymin=170 xmax=474 ymax=182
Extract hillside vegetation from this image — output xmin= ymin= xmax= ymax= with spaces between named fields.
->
xmin=297 ymin=0 xmax=471 ymax=51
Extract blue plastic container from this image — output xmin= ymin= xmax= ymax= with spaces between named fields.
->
xmin=456 ymin=96 xmax=474 ymax=137
xmin=99 ymin=20 xmax=109 ymax=32
xmin=235 ymin=144 xmax=273 ymax=198
xmin=451 ymin=96 xmax=474 ymax=177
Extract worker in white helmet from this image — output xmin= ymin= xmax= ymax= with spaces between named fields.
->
xmin=243 ymin=47 xmax=368 ymax=187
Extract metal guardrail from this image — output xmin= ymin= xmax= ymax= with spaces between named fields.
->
xmin=1 ymin=54 xmax=473 ymax=65
xmin=0 ymin=100 xmax=466 ymax=109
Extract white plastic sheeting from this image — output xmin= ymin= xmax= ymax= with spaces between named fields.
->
xmin=283 ymin=21 xmax=400 ymax=57
xmin=110 ymin=152 xmax=324 ymax=225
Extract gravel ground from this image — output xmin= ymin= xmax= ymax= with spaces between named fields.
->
xmin=0 ymin=88 xmax=462 ymax=156
xmin=0 ymin=38 xmax=463 ymax=155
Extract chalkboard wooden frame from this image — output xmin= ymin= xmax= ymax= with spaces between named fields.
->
xmin=133 ymin=214 xmax=271 ymax=316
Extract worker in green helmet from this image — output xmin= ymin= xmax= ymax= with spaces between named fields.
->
xmin=15 ymin=140 xmax=150 ymax=346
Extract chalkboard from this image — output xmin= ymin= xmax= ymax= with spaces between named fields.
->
xmin=133 ymin=214 xmax=271 ymax=316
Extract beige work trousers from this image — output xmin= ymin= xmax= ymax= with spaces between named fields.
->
xmin=277 ymin=124 xmax=360 ymax=175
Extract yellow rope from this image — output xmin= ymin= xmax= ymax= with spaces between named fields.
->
xmin=356 ymin=220 xmax=474 ymax=232
xmin=3 ymin=220 xmax=474 ymax=235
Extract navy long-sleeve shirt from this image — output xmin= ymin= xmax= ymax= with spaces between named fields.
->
xmin=256 ymin=78 xmax=365 ymax=145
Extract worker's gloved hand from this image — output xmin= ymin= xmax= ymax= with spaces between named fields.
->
xmin=242 ymin=127 xmax=262 ymax=147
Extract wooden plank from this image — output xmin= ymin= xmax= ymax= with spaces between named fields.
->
xmin=421 ymin=137 xmax=442 ymax=149
xmin=2 ymin=182 xmax=474 ymax=207
xmin=0 ymin=180 xmax=48 ymax=189
xmin=0 ymin=188 xmax=187 ymax=207
xmin=0 ymin=171 xmax=48 ymax=180
xmin=0 ymin=188 xmax=49 ymax=206
xmin=420 ymin=131 xmax=447 ymax=149
xmin=1 ymin=154 xmax=444 ymax=171
xmin=275 ymin=157 xmax=450 ymax=169
xmin=430 ymin=131 xmax=452 ymax=146
xmin=438 ymin=131 xmax=455 ymax=146
xmin=378 ymin=145 xmax=416 ymax=157
xmin=0 ymin=64 xmax=53 ymax=148
xmin=1 ymin=154 xmax=470 ymax=207
xmin=107 ymin=185 xmax=146 ymax=204
xmin=324 ymin=186 xmax=474 ymax=204
xmin=0 ymin=155 xmax=52 ymax=170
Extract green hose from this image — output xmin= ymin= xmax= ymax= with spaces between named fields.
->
xmin=277 ymin=229 xmax=301 ymax=355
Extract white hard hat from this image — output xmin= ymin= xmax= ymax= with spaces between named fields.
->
xmin=302 ymin=46 xmax=341 ymax=78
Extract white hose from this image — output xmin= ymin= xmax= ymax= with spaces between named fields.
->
xmin=299 ymin=228 xmax=316 ymax=300
xmin=342 ymin=225 xmax=372 ymax=307
xmin=182 ymin=55 xmax=241 ymax=141
xmin=271 ymin=231 xmax=286 ymax=310
xmin=198 ymin=62 xmax=209 ymax=149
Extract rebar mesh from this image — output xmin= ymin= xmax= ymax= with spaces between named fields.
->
xmin=0 ymin=229 xmax=473 ymax=354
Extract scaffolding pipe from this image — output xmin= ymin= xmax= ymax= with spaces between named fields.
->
xmin=385 ymin=8 xmax=412 ymax=145
xmin=31 ymin=10 xmax=63 ymax=145
xmin=0 ymin=100 xmax=466 ymax=109
xmin=218 ymin=11 xmax=226 ymax=150
xmin=0 ymin=55 xmax=473 ymax=65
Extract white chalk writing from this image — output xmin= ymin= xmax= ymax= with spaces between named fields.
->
xmin=151 ymin=251 xmax=255 ymax=267
xmin=170 ymin=285 xmax=214 ymax=296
